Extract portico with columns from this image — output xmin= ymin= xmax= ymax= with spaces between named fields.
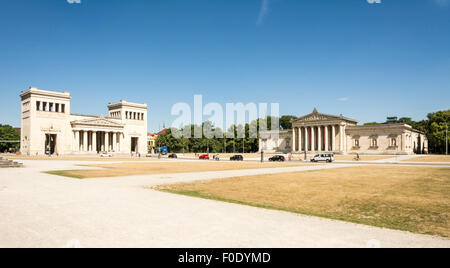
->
xmin=71 ymin=118 xmax=125 ymax=154
xmin=291 ymin=108 xmax=357 ymax=154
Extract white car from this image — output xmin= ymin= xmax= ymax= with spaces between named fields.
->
xmin=310 ymin=154 xmax=334 ymax=163
xmin=100 ymin=152 xmax=113 ymax=158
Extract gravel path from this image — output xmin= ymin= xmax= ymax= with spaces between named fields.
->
xmin=0 ymin=160 xmax=449 ymax=248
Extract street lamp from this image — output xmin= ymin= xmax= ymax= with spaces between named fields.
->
xmin=446 ymin=122 xmax=448 ymax=155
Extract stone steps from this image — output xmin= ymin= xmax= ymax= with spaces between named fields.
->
xmin=0 ymin=158 xmax=23 ymax=168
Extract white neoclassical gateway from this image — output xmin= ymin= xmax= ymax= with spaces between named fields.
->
xmin=20 ymin=87 xmax=148 ymax=156
xmin=260 ymin=109 xmax=428 ymax=155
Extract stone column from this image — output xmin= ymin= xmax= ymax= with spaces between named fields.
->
xmin=298 ymin=127 xmax=302 ymax=152
xmin=325 ymin=126 xmax=329 ymax=152
xmin=92 ymin=132 xmax=97 ymax=153
xmin=74 ymin=131 xmax=79 ymax=152
xmin=318 ymin=126 xmax=322 ymax=152
xmin=311 ymin=126 xmax=315 ymax=151
xmin=292 ymin=128 xmax=296 ymax=152
xmin=304 ymin=127 xmax=309 ymax=151
xmin=112 ymin=132 xmax=117 ymax=152
xmin=105 ymin=132 xmax=109 ymax=152
xmin=332 ymin=125 xmax=336 ymax=151
xmin=339 ymin=125 xmax=344 ymax=152
xmin=83 ymin=131 xmax=88 ymax=152
xmin=117 ymin=133 xmax=121 ymax=152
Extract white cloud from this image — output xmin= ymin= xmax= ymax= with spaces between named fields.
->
xmin=67 ymin=0 xmax=81 ymax=4
xmin=257 ymin=0 xmax=270 ymax=25
xmin=337 ymin=97 xmax=349 ymax=102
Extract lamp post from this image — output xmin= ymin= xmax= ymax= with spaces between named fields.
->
xmin=446 ymin=122 xmax=448 ymax=155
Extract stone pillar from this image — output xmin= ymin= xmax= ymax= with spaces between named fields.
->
xmin=325 ymin=126 xmax=329 ymax=152
xmin=92 ymin=132 xmax=97 ymax=153
xmin=332 ymin=125 xmax=336 ymax=151
xmin=339 ymin=125 xmax=344 ymax=152
xmin=105 ymin=132 xmax=109 ymax=152
xmin=318 ymin=126 xmax=322 ymax=152
xmin=310 ymin=126 xmax=315 ymax=151
xmin=292 ymin=128 xmax=296 ymax=152
xmin=305 ymin=127 xmax=309 ymax=151
xmin=74 ymin=131 xmax=79 ymax=152
xmin=83 ymin=131 xmax=88 ymax=152
xmin=112 ymin=132 xmax=117 ymax=152
xmin=298 ymin=127 xmax=302 ymax=152
xmin=117 ymin=133 xmax=121 ymax=152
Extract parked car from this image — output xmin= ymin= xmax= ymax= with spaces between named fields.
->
xmin=269 ymin=155 xmax=285 ymax=162
xmin=310 ymin=154 xmax=334 ymax=163
xmin=199 ymin=154 xmax=210 ymax=160
xmin=230 ymin=155 xmax=244 ymax=161
xmin=168 ymin=153 xmax=178 ymax=159
xmin=100 ymin=152 xmax=113 ymax=158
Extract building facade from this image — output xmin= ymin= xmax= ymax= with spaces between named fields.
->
xmin=20 ymin=87 xmax=148 ymax=156
xmin=260 ymin=109 xmax=428 ymax=155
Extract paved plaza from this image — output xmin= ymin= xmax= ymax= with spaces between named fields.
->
xmin=0 ymin=157 xmax=449 ymax=248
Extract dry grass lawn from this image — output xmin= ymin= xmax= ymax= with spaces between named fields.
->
xmin=404 ymin=155 xmax=450 ymax=163
xmin=159 ymin=166 xmax=450 ymax=237
xmin=45 ymin=161 xmax=314 ymax=179
xmin=332 ymin=155 xmax=393 ymax=161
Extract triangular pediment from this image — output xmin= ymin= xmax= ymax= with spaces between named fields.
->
xmin=293 ymin=109 xmax=358 ymax=123
xmin=71 ymin=117 xmax=124 ymax=128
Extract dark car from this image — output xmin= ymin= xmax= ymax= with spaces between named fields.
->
xmin=230 ymin=155 xmax=244 ymax=161
xmin=168 ymin=153 xmax=177 ymax=159
xmin=269 ymin=155 xmax=285 ymax=162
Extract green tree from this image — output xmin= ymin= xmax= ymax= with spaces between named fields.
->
xmin=0 ymin=125 xmax=20 ymax=152
xmin=279 ymin=115 xmax=297 ymax=130
xmin=426 ymin=110 xmax=450 ymax=154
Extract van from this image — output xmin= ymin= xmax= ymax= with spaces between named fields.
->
xmin=310 ymin=154 xmax=334 ymax=163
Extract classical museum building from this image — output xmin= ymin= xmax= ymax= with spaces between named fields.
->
xmin=20 ymin=87 xmax=148 ymax=156
xmin=260 ymin=109 xmax=428 ymax=155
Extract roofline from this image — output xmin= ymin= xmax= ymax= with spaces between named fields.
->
xmin=108 ymin=100 xmax=148 ymax=110
xmin=20 ymin=87 xmax=71 ymax=100
xmin=347 ymin=123 xmax=426 ymax=134
xmin=292 ymin=109 xmax=358 ymax=124
xmin=71 ymin=113 xmax=113 ymax=119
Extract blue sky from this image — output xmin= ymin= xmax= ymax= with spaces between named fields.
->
xmin=0 ymin=0 xmax=449 ymax=132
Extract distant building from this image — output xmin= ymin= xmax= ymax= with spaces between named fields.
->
xmin=260 ymin=109 xmax=428 ymax=155
xmin=20 ymin=87 xmax=148 ymax=156
xmin=147 ymin=132 xmax=158 ymax=152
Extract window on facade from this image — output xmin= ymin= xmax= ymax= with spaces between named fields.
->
xmin=371 ymin=138 xmax=377 ymax=147
xmin=391 ymin=138 xmax=397 ymax=147
xmin=55 ymin=103 xmax=60 ymax=113
xmin=36 ymin=101 xmax=41 ymax=111
xmin=61 ymin=104 xmax=65 ymax=113
xmin=49 ymin=103 xmax=54 ymax=112
xmin=354 ymin=139 xmax=360 ymax=147
xmin=43 ymin=102 xmax=47 ymax=111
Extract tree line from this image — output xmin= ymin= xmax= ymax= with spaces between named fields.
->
xmin=157 ymin=110 xmax=450 ymax=154
xmin=155 ymin=116 xmax=297 ymax=154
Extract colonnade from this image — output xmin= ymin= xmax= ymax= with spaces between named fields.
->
xmin=292 ymin=124 xmax=345 ymax=152
xmin=73 ymin=130 xmax=123 ymax=153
